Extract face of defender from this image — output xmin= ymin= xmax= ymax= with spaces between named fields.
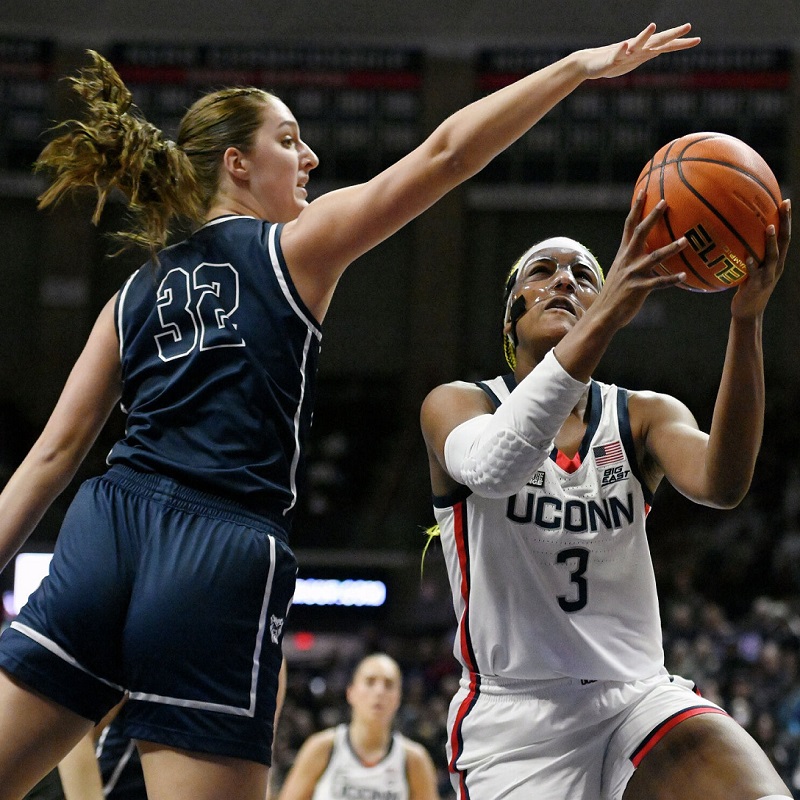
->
xmin=242 ymin=97 xmax=319 ymax=222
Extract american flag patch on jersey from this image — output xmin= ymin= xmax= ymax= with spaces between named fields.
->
xmin=593 ymin=441 xmax=623 ymax=465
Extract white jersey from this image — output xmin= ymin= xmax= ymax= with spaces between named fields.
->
xmin=435 ymin=377 xmax=664 ymax=683
xmin=312 ymin=724 xmax=409 ymax=800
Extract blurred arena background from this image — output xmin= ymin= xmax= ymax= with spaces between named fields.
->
xmin=2 ymin=2 xmax=800 ymax=795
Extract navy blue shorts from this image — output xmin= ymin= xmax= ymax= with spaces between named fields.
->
xmin=97 ymin=707 xmax=145 ymax=800
xmin=0 ymin=466 xmax=297 ymax=765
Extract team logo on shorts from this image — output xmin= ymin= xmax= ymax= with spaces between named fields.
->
xmin=270 ymin=615 xmax=285 ymax=644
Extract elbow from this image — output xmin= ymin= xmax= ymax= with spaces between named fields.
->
xmin=704 ymin=481 xmax=751 ymax=510
xmin=425 ymin=128 xmax=482 ymax=184
xmin=30 ymin=433 xmax=86 ymax=479
xmin=717 ymin=493 xmax=749 ymax=511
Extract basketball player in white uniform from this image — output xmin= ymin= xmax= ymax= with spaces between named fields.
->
xmin=277 ymin=654 xmax=440 ymax=800
xmin=420 ymin=192 xmax=792 ymax=799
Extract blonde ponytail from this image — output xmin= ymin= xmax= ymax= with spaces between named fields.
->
xmin=35 ymin=50 xmax=204 ymax=254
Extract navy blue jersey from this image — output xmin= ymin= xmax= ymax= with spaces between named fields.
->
xmin=108 ymin=215 xmax=321 ymax=526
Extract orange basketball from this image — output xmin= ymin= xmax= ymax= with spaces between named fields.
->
xmin=632 ymin=132 xmax=781 ymax=292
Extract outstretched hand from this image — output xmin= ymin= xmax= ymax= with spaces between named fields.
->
xmin=730 ymin=199 xmax=792 ymax=318
xmin=580 ymin=23 xmax=700 ymax=80
xmin=592 ymin=191 xmax=689 ymax=330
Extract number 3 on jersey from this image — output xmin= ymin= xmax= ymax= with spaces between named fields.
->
xmin=155 ymin=263 xmax=246 ymax=362
xmin=557 ymin=547 xmax=589 ymax=612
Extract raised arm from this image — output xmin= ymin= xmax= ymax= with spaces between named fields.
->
xmin=637 ymin=199 xmax=791 ymax=507
xmin=281 ymin=23 xmax=700 ymax=318
xmin=421 ymin=195 xmax=689 ymax=499
xmin=0 ymin=297 xmax=122 ymax=573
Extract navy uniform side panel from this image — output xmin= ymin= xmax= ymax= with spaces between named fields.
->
xmin=108 ymin=216 xmax=321 ymax=524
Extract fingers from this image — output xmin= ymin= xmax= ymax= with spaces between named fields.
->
xmin=778 ymin=198 xmax=792 ymax=256
xmin=634 ymin=23 xmax=700 ymax=56
xmin=614 ymin=196 xmax=688 ymax=289
xmin=648 ymin=235 xmax=689 ymax=277
xmin=761 ymin=200 xmax=791 ymax=276
xmin=645 ymin=23 xmax=694 ymax=47
xmin=630 ymin=197 xmax=668 ymax=248
xmin=624 ymin=191 xmax=665 ymax=238
xmin=620 ymin=195 xmax=684 ymax=268
xmin=625 ymin=23 xmax=657 ymax=53
xmin=622 ymin=190 xmax=647 ymax=241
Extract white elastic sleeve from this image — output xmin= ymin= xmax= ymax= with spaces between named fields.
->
xmin=443 ymin=349 xmax=589 ymax=498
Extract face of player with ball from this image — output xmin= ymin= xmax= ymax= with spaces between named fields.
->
xmin=504 ymin=237 xmax=604 ymax=371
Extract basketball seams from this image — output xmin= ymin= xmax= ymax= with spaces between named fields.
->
xmin=655 ymin=139 xmax=714 ymax=290
xmin=639 ymin=157 xmax=780 ymax=207
xmin=675 ymin=160 xmax=762 ymax=264
xmin=632 ymin=132 xmax=780 ymax=292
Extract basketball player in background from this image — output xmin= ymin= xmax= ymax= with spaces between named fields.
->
xmin=420 ymin=191 xmax=792 ymax=799
xmin=276 ymin=653 xmax=440 ymax=800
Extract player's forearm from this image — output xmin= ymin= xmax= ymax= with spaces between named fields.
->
xmin=444 ymin=350 xmax=588 ymax=497
xmin=0 ymin=439 xmax=83 ymax=573
xmin=704 ymin=315 xmax=765 ymax=506
xmin=425 ymin=53 xmax=585 ymax=182
xmin=553 ymin=293 xmax=627 ymax=383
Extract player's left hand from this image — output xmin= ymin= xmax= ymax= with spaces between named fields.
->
xmin=731 ymin=198 xmax=791 ymax=318
xmin=579 ymin=23 xmax=701 ymax=80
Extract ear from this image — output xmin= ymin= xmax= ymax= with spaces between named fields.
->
xmin=221 ymin=146 xmax=249 ymax=181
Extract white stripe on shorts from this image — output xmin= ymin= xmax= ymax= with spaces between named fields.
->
xmin=126 ymin=534 xmax=278 ymax=717
xmin=10 ymin=622 xmax=126 ymax=692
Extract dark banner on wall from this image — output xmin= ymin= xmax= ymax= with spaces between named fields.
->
xmin=107 ymin=43 xmax=425 ymax=183
xmin=474 ymin=47 xmax=792 ymax=186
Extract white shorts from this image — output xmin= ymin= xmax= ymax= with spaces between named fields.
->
xmin=447 ymin=669 xmax=725 ymax=800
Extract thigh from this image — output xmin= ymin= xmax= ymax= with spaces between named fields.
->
xmin=138 ymin=741 xmax=268 ymax=800
xmin=622 ymin=713 xmax=790 ymax=800
xmin=122 ymin=504 xmax=296 ymax=765
xmin=447 ymin=680 xmax=606 ymax=799
xmin=0 ymin=670 xmax=93 ymax=800
xmin=97 ymin=712 xmax=145 ymax=799
xmin=0 ymin=476 xmax=132 ymax=721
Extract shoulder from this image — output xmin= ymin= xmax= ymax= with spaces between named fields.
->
xmin=627 ymin=388 xmax=696 ymax=431
xmin=400 ymin=736 xmax=435 ymax=766
xmin=626 ymin=388 xmax=699 ymax=487
xmin=295 ymin=727 xmax=337 ymax=764
xmin=399 ymin=737 xmax=439 ymax=798
xmin=421 ymin=380 xmax=494 ymax=424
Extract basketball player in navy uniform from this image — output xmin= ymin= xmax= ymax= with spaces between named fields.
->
xmin=277 ymin=653 xmax=440 ymax=800
xmin=0 ymin=24 xmax=701 ymax=800
xmin=421 ymin=192 xmax=792 ymax=799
